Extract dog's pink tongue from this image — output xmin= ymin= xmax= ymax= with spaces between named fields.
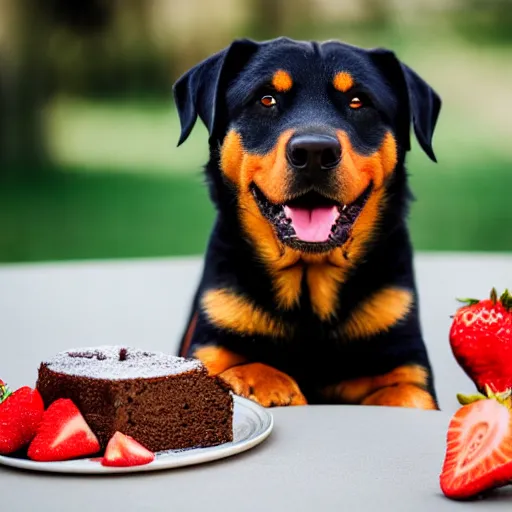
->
xmin=283 ymin=206 xmax=339 ymax=242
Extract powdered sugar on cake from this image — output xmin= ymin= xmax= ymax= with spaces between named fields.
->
xmin=44 ymin=346 xmax=203 ymax=380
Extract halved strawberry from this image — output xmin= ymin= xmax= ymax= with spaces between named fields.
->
xmin=27 ymin=399 xmax=100 ymax=462
xmin=101 ymin=432 xmax=155 ymax=467
xmin=0 ymin=386 xmax=44 ymax=454
xmin=440 ymin=398 xmax=512 ymax=500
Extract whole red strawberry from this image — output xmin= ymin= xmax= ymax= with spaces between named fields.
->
xmin=0 ymin=386 xmax=45 ymax=454
xmin=450 ymin=288 xmax=512 ymax=396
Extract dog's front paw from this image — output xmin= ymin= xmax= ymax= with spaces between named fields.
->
xmin=362 ymin=383 xmax=437 ymax=410
xmin=219 ymin=363 xmax=307 ymax=407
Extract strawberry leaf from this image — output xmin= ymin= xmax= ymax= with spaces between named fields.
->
xmin=490 ymin=287 xmax=498 ymax=304
xmin=500 ymin=289 xmax=512 ymax=311
xmin=0 ymin=380 xmax=12 ymax=405
xmin=456 ymin=393 xmax=487 ymax=405
xmin=456 ymin=298 xmax=480 ymax=306
xmin=482 ymin=385 xmax=512 ymax=408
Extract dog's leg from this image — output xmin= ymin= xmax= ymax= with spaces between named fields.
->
xmin=192 ymin=343 xmax=306 ymax=406
xmin=320 ymin=284 xmax=439 ymax=410
xmin=321 ymin=364 xmax=438 ymax=410
xmin=183 ymin=287 xmax=305 ymax=406
xmin=189 ymin=340 xmax=307 ymax=407
xmin=194 ymin=345 xmax=247 ymax=376
xmin=191 ymin=340 xmax=306 ymax=406
xmin=361 ymin=381 xmax=437 ymax=409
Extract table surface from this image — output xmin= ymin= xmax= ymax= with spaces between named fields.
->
xmin=1 ymin=253 xmax=511 ymax=511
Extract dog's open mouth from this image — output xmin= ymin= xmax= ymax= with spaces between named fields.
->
xmin=251 ymin=184 xmax=372 ymax=252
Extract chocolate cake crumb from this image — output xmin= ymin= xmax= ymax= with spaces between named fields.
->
xmin=68 ymin=351 xmax=95 ymax=359
xmin=68 ymin=350 xmax=107 ymax=361
xmin=119 ymin=348 xmax=128 ymax=361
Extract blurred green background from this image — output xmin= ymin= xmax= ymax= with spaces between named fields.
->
xmin=0 ymin=0 xmax=511 ymax=263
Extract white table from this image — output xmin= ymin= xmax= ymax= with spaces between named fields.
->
xmin=1 ymin=253 xmax=511 ymax=511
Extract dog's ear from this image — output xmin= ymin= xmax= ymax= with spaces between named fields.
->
xmin=173 ymin=39 xmax=259 ymax=146
xmin=368 ymin=48 xmax=441 ymax=162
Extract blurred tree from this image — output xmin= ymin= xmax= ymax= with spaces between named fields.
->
xmin=249 ymin=0 xmax=287 ymax=39
xmin=248 ymin=0 xmax=314 ymax=40
xmin=452 ymin=0 xmax=512 ymax=45
xmin=360 ymin=0 xmax=392 ymax=31
xmin=0 ymin=0 xmax=49 ymax=174
xmin=46 ymin=0 xmax=113 ymax=32
xmin=0 ymin=0 xmax=112 ymax=176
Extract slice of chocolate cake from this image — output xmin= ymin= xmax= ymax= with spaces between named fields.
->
xmin=36 ymin=346 xmax=233 ymax=452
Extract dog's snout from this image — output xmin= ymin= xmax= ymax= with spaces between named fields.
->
xmin=286 ymin=133 xmax=341 ymax=171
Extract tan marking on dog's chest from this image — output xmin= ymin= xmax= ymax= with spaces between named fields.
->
xmin=304 ymin=263 xmax=344 ymax=320
xmin=201 ymin=288 xmax=290 ymax=338
xmin=270 ymin=255 xmax=344 ymax=319
xmin=340 ymin=286 xmax=414 ymax=340
xmin=272 ymin=259 xmax=304 ymax=310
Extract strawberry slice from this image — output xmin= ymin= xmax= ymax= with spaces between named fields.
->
xmin=27 ymin=399 xmax=100 ymax=462
xmin=101 ymin=432 xmax=155 ymax=467
xmin=440 ymin=398 xmax=512 ymax=499
xmin=0 ymin=386 xmax=44 ymax=454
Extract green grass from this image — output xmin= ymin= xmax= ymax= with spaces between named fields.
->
xmin=1 ymin=151 xmax=511 ymax=264
xmin=46 ymin=97 xmax=209 ymax=176
xmin=0 ymin=170 xmax=214 ymax=263
xmin=408 ymin=153 xmax=512 ymax=252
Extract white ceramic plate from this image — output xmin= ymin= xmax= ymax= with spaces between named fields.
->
xmin=0 ymin=395 xmax=273 ymax=474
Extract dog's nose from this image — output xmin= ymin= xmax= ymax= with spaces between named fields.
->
xmin=286 ymin=133 xmax=341 ymax=171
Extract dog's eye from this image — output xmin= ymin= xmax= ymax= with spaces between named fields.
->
xmin=260 ymin=95 xmax=277 ymax=108
xmin=349 ymin=96 xmax=363 ymax=109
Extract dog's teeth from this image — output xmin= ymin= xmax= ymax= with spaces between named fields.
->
xmin=342 ymin=205 xmax=347 ymax=211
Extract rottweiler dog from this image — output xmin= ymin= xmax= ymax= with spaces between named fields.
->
xmin=173 ymin=37 xmax=441 ymax=409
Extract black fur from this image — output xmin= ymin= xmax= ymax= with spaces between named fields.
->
xmin=173 ymin=37 xmax=441 ymax=405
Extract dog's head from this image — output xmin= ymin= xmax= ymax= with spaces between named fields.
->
xmin=174 ymin=38 xmax=440 ymax=257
